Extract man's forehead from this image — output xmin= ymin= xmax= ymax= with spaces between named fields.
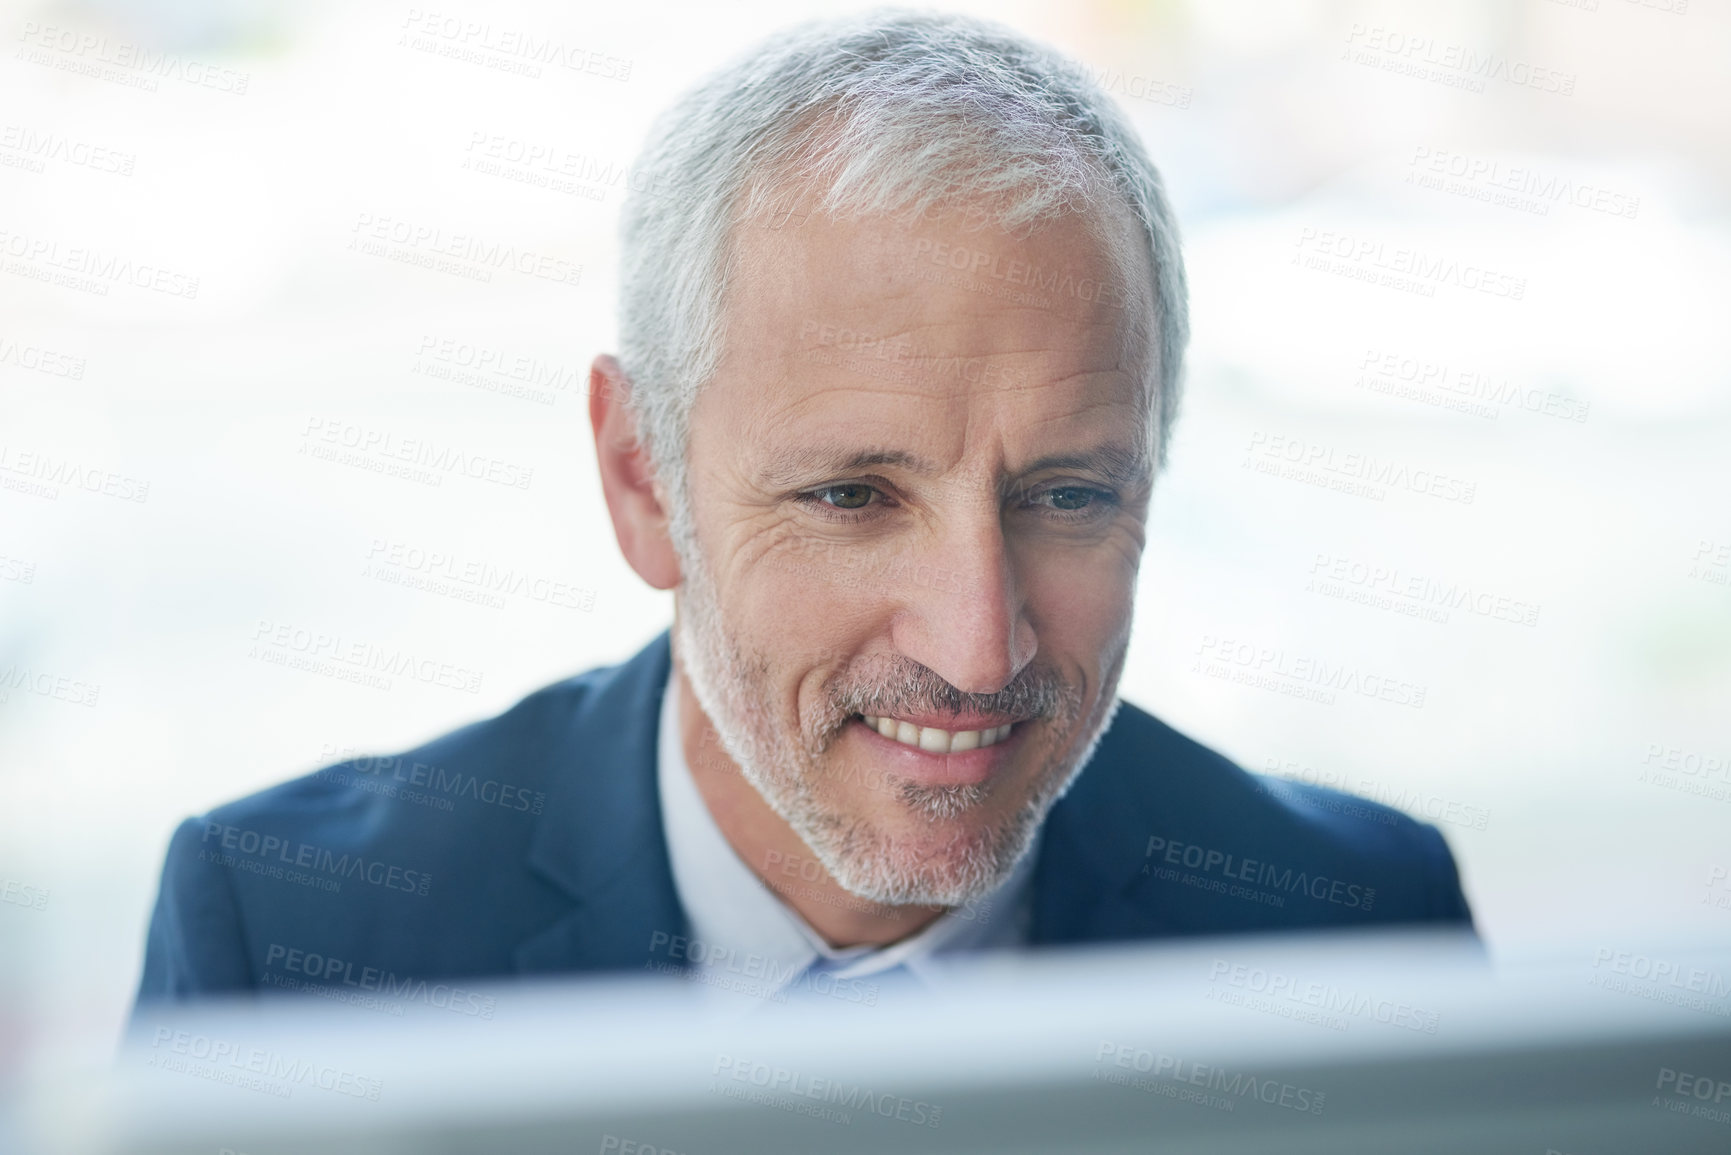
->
xmin=724 ymin=192 xmax=1152 ymax=342
xmin=701 ymin=192 xmax=1156 ymax=484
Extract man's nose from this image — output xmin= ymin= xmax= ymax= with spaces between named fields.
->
xmin=888 ymin=519 xmax=1037 ymax=696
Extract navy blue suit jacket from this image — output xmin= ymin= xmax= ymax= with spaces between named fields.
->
xmin=135 ymin=631 xmax=1474 ymax=1008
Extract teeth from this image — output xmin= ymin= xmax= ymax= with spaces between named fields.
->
xmin=861 ymin=716 xmax=1013 ymax=754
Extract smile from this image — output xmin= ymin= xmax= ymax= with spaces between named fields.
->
xmin=859 ymin=715 xmax=1014 ymax=754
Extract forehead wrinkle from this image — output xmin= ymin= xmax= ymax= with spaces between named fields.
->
xmin=782 ymin=333 xmax=1135 ymax=392
xmin=762 ymin=379 xmax=944 ymax=423
xmin=751 ymin=360 xmax=1141 ymax=450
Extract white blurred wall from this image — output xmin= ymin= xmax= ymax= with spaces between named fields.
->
xmin=2 ymin=0 xmax=1727 ymax=1084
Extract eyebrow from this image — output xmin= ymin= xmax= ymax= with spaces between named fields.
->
xmin=757 ymin=448 xmax=935 ymax=490
xmin=1017 ymin=445 xmax=1152 ymax=490
xmin=754 ymin=442 xmax=1151 ymax=491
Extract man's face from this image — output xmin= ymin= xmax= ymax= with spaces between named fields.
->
xmin=673 ymin=197 xmax=1155 ymax=906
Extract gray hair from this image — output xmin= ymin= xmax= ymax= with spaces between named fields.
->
xmin=616 ymin=9 xmax=1189 ymax=556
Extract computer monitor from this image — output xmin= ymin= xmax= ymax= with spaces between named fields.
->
xmin=24 ymin=928 xmax=1731 ymax=1154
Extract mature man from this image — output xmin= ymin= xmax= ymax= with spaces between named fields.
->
xmin=136 ymin=12 xmax=1472 ymax=1011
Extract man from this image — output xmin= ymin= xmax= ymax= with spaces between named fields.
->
xmin=136 ymin=11 xmax=1472 ymax=1012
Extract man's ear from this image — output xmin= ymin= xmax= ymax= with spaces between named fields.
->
xmin=589 ymin=355 xmax=682 ymax=591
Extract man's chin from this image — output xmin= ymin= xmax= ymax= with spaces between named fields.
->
xmin=815 ymin=810 xmax=1023 ymax=907
xmin=829 ymin=795 xmax=995 ymax=849
xmin=829 ymin=865 xmax=987 ymax=909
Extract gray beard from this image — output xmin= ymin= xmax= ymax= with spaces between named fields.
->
xmin=671 ymin=539 xmax=1124 ymax=908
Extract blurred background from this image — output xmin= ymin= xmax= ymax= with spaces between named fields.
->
xmin=1 ymin=0 xmax=1727 ymax=1100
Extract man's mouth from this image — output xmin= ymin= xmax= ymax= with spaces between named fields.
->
xmin=858 ymin=714 xmax=1015 ymax=754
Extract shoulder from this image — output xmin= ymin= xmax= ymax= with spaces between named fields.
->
xmin=1074 ymin=701 xmax=1473 ymax=931
xmin=136 ymin=635 xmax=676 ymax=1008
xmin=154 ymin=653 xmax=644 ymax=984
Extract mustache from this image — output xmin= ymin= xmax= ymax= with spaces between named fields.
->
xmin=829 ymin=656 xmax=1074 ymax=724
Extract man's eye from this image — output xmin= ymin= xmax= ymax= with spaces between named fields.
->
xmin=812 ymin=484 xmax=878 ymax=510
xmin=1041 ymin=486 xmax=1106 ymax=512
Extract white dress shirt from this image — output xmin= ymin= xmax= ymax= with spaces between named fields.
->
xmin=656 ymin=665 xmax=1036 ymax=1007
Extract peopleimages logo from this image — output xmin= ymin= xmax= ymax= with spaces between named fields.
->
xmin=1243 ymin=431 xmax=1477 ymax=506
xmin=1406 ymin=146 xmax=1640 ymax=221
xmin=1341 ymin=23 xmax=1576 ymax=97
xmin=0 ymin=124 xmax=136 ymax=176
xmin=1194 ymin=634 xmax=1428 ymax=711
xmin=1293 ymin=227 xmax=1526 ymax=300
xmin=397 ymin=10 xmax=633 ymax=82
xmin=1262 ymin=757 xmax=1491 ymax=832
xmin=1144 ymin=835 xmax=1376 ymax=911
xmin=348 ymin=212 xmax=582 ymax=287
xmin=412 ymin=333 xmax=586 ymax=405
xmin=0 ymin=334 xmax=87 ymax=378
xmin=1355 ymin=347 xmax=1589 ymax=423
xmin=1307 ymin=552 xmax=1541 ymax=629
xmin=249 ymin=618 xmax=485 ymax=694
xmin=1094 ymin=1043 xmax=1326 ymax=1115
xmin=200 ymin=821 xmax=431 ymax=897
xmin=907 ymin=237 xmax=1127 ymax=307
xmin=646 ymin=931 xmax=880 ymax=1007
xmin=363 ymin=538 xmax=595 ymax=611
xmin=0 ymin=443 xmax=150 ymax=502
xmin=0 ymin=664 xmax=101 ymax=708
xmin=0 ymin=877 xmax=50 ymax=912
xmin=711 ymin=1054 xmax=943 ymax=1128
xmin=1706 ymin=865 xmax=1731 ymax=914
xmin=315 ymin=744 xmax=546 ymax=816
xmin=1207 ymin=958 xmax=1441 ymax=1033
xmin=599 ymin=1137 xmax=686 ymax=1155
xmin=147 ymin=1029 xmax=381 ymax=1100
xmin=301 ymin=417 xmax=534 ymax=490
xmin=15 ymin=21 xmax=251 ymax=94
xmin=263 ymin=944 xmax=496 ymax=1018
xmin=1653 ymin=1066 xmax=1731 ymax=1128
xmin=1590 ymin=948 xmax=1731 ymax=997
xmin=1658 ymin=1066 xmax=1731 ymax=1104
xmin=0 ymin=227 xmax=200 ymax=297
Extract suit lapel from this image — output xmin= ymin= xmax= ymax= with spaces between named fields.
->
xmin=513 ymin=631 xmax=689 ymax=974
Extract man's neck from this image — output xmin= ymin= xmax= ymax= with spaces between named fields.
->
xmin=675 ymin=664 xmax=947 ymax=949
